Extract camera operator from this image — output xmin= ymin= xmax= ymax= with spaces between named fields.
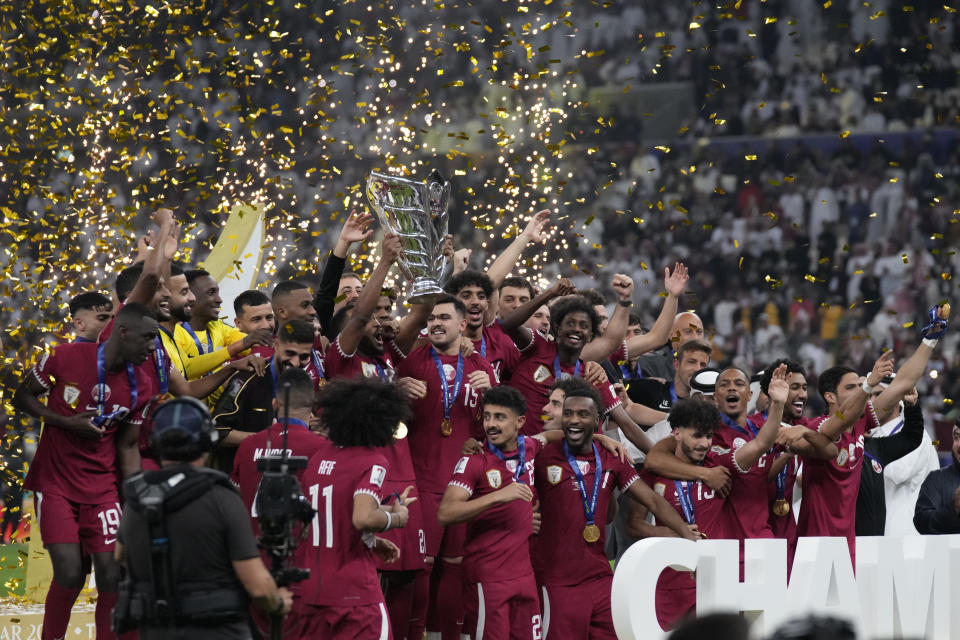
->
xmin=114 ymin=397 xmax=292 ymax=639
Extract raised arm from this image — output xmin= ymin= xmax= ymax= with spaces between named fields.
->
xmin=485 ymin=210 xmax=550 ymax=320
xmin=734 ymin=364 xmax=787 ymax=470
xmin=393 ymin=301 xmax=434 ymax=356
xmin=581 ymin=273 xmax=635 ymax=362
xmin=872 ymin=305 xmax=947 ymax=415
xmin=127 ymin=208 xmax=175 ymax=305
xmin=337 ymin=233 xmax=401 ymax=356
xmin=625 ymin=263 xmax=688 ymax=357
xmin=818 ymin=350 xmax=895 ymax=442
xmin=315 ymin=211 xmax=374 ymax=335
xmin=500 ymin=278 xmax=576 ymax=349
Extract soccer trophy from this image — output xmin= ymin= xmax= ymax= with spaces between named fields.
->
xmin=366 ymin=169 xmax=452 ymax=304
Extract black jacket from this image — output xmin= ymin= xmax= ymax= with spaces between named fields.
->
xmin=913 ymin=457 xmax=960 ymax=534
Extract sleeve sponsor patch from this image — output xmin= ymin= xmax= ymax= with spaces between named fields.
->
xmin=369 ymin=464 xmax=386 ymax=487
xmin=454 ymin=456 xmax=470 ymax=475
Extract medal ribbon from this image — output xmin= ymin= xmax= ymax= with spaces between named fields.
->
xmin=479 ymin=335 xmax=486 ymax=358
xmin=181 ymin=322 xmax=213 ymax=355
xmin=674 ymin=480 xmax=696 ymax=524
xmin=278 ymin=417 xmax=309 ymax=429
xmin=374 ymin=359 xmax=388 ymax=382
xmin=668 ymin=382 xmax=678 ymax=404
xmin=153 ymin=337 xmax=168 ymax=395
xmin=562 ymin=440 xmax=602 ymax=528
xmin=431 ymin=348 xmax=464 ymax=421
xmin=95 ymin=343 xmax=138 ymax=426
xmin=310 ymin=348 xmax=325 ymax=380
xmin=887 ymin=419 xmax=904 ymax=435
xmin=721 ymin=412 xmax=759 ymax=439
xmin=269 ymin=357 xmax=279 ymax=396
xmin=487 ymin=436 xmax=527 ymax=484
xmin=553 ymin=355 xmax=581 ymax=381
xmin=775 ymin=457 xmax=789 ymax=500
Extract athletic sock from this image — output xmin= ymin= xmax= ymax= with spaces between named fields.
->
xmin=407 ymin=569 xmax=430 ymax=640
xmin=42 ymin=580 xmax=81 ymax=640
xmin=383 ymin=571 xmax=415 ymax=640
xmin=95 ymin=590 xmax=118 ymax=639
xmin=435 ymin=561 xmax=464 ymax=640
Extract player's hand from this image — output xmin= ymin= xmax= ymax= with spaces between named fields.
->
xmin=452 ymin=248 xmax=472 ymax=275
xmin=458 ymin=335 xmax=476 ymax=358
xmin=767 ymin=363 xmax=789 ymax=406
xmin=920 ymin=303 xmax=949 ymax=340
xmin=685 ymin=524 xmax=705 ymax=541
xmin=700 ymin=465 xmax=731 ymax=497
xmin=372 ymin=536 xmax=401 ymax=564
xmin=520 ymin=209 xmax=550 ymax=244
xmin=866 ymin=350 xmax=895 ymax=387
xmin=242 ymin=328 xmax=274 ymax=350
xmin=594 ymin=434 xmax=629 ymax=463
xmin=612 ymin=382 xmax=629 ymax=404
xmin=496 ymin=482 xmax=533 ymax=505
xmin=229 ymin=355 xmax=267 ymax=376
xmin=58 ymin=411 xmax=106 ymax=439
xmin=383 ymin=486 xmax=416 ymax=528
xmin=583 ymin=361 xmax=608 ymax=386
xmin=152 ymin=207 xmax=175 ymax=230
xmin=441 ymin=234 xmax=454 ymax=260
xmin=396 ymin=377 xmax=427 ymax=400
xmin=277 ymin=587 xmax=294 ymax=616
xmin=903 ymin=387 xmax=919 ymax=406
xmin=775 ymin=425 xmax=809 ymax=450
xmin=663 ymin=262 xmax=689 ymax=298
xmin=381 ymin=233 xmax=403 ymax=263
xmin=548 ymin=278 xmax=576 ymax=299
xmin=532 ymin=500 xmax=542 ymax=535
xmin=461 ymin=438 xmax=483 ymax=455
xmin=338 ymin=210 xmax=375 ymax=246
xmin=611 ymin=273 xmax=634 ymax=301
xmin=467 ymin=370 xmax=491 ymax=393
xmin=162 ymin=221 xmax=181 ymax=260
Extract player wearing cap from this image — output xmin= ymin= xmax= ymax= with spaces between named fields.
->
xmin=115 ymin=397 xmax=291 ymax=638
xmin=532 ymin=383 xmax=696 ymax=639
xmin=300 ymin=378 xmax=414 ymax=638
xmin=15 ymin=303 xmax=157 ymax=640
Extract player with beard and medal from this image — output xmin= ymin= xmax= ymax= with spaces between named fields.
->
xmin=233 ymin=289 xmax=276 ymax=358
xmin=299 ymin=378 xmax=413 ymax=638
xmin=68 ymin=292 xmax=114 ymax=343
xmin=439 ymin=386 xmax=630 ymax=640
xmin=212 ymin=319 xmax=321 ymax=472
xmin=776 ymin=304 xmax=947 ymax=562
xmin=632 ymin=398 xmax=743 ymax=629
xmin=497 ymin=279 xmax=657 ymax=456
xmin=175 ymin=268 xmax=274 ymax=381
xmin=393 ymin=294 xmax=495 ymax=640
xmin=232 ymin=367 xmax=327 ymax=639
xmin=532 ymin=382 xmax=696 ymax=640
xmin=15 ymin=303 xmax=158 ymax=640
xmin=325 ymin=233 xmax=436 ymax=639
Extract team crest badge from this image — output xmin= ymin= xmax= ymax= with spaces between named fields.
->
xmin=369 ymin=465 xmax=386 ymax=487
xmin=836 ymin=449 xmax=849 ymax=466
xmin=533 ymin=365 xmax=551 ymax=384
xmin=654 ymin=482 xmax=665 ymax=497
xmin=871 ymin=459 xmax=883 ymax=473
xmin=486 ymin=470 xmax=502 ymax=488
xmin=62 ymin=385 xmax=81 ymax=409
xmin=547 ymin=465 xmax=563 ymax=485
xmin=91 ymin=383 xmax=111 ymax=404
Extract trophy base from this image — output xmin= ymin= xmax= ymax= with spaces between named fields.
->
xmin=407 ymin=278 xmax=446 ymax=305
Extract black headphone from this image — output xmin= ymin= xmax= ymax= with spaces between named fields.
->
xmin=149 ymin=397 xmax=218 ymax=456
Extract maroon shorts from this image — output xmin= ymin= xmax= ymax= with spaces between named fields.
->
xmin=655 ymin=569 xmax=696 ymax=630
xmin=540 ymin=575 xmax=616 ymax=640
xmin=419 ymin=490 xmax=466 ymax=559
xmin=377 ymin=480 xmax=426 ymax=571
xmin=303 ymin=601 xmax=392 ymax=640
xmin=251 ymin=594 xmax=319 ymax=639
xmin=463 ymin=574 xmax=541 ymax=640
xmin=34 ymin=492 xmax=121 ymax=554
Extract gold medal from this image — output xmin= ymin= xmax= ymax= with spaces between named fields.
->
xmin=394 ymin=421 xmax=408 ymax=440
xmin=582 ymin=524 xmax=601 ymax=543
xmin=773 ymin=498 xmax=790 ymax=517
xmin=440 ymin=417 xmax=452 ymax=437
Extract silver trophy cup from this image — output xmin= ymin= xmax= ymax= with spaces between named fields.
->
xmin=366 ymin=169 xmax=452 ymax=304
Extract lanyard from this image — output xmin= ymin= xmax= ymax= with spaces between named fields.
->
xmin=487 ymin=436 xmax=527 ymax=484
xmin=619 ymin=361 xmax=641 ymax=381
xmin=310 ymin=349 xmax=324 ymax=379
xmin=278 ymin=417 xmax=309 ymax=429
xmin=553 ymin=354 xmax=581 ymax=381
xmin=431 ymin=348 xmax=465 ymax=420
xmin=668 ymin=382 xmax=678 ymax=404
xmin=887 ymin=419 xmax=904 ymax=435
xmin=153 ymin=337 xmax=168 ymax=395
xmin=775 ymin=456 xmax=789 ymax=499
xmin=269 ymin=357 xmax=279 ymax=396
xmin=95 ymin=343 xmax=137 ymax=426
xmin=721 ymin=412 xmax=759 ymax=439
xmin=479 ymin=334 xmax=486 ymax=359
xmin=373 ymin=359 xmax=388 ymax=382
xmin=181 ymin=322 xmax=213 ymax=355
xmin=562 ymin=440 xmax=602 ymax=527
xmin=674 ymin=480 xmax=696 ymax=524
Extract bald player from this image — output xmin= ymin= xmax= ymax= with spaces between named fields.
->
xmin=634 ymin=311 xmax=705 ymax=380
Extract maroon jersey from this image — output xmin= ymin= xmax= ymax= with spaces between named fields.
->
xmin=396 ymin=345 xmax=494 ymax=494
xmin=301 ymin=438 xmax=389 ymax=606
xmin=607 ymin=339 xmax=629 ymax=368
xmin=448 ymin=436 xmax=543 ymax=583
xmin=231 ymin=420 xmax=327 ymax=531
xmin=472 ymin=321 xmax=521 ymax=383
xmin=713 ymin=415 xmax=777 ymax=539
xmin=324 ymin=337 xmax=415 ymax=484
xmin=761 ymin=413 xmax=826 ymax=540
xmin=641 ymin=450 xmax=737 ymax=595
xmin=531 ymin=440 xmax=639 ymax=586
xmin=24 ymin=343 xmax=151 ymax=503
xmin=796 ymin=409 xmax=874 ymax=542
xmin=509 ymin=332 xmax=621 ymax=434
